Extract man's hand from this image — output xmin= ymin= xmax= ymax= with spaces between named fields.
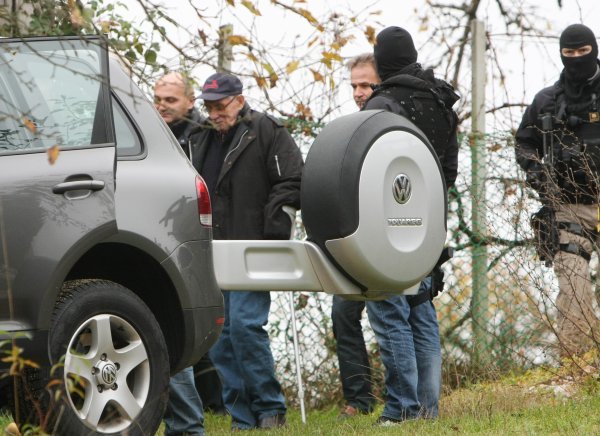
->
xmin=526 ymin=162 xmax=546 ymax=193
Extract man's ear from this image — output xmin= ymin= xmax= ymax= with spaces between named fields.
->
xmin=187 ymin=96 xmax=195 ymax=111
xmin=236 ymin=95 xmax=246 ymax=107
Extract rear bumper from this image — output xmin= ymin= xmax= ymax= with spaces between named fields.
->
xmin=174 ymin=306 xmax=223 ymax=373
xmin=161 ymin=240 xmax=224 ymax=372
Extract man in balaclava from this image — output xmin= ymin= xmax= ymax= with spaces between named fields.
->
xmin=362 ymin=26 xmax=460 ymax=426
xmin=515 ymin=23 xmax=600 ymax=358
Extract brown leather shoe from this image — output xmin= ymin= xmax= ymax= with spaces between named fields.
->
xmin=338 ymin=405 xmax=370 ymax=419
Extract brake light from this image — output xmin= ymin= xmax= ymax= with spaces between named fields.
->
xmin=196 ymin=175 xmax=212 ymax=227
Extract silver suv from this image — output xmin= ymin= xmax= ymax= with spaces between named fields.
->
xmin=0 ymin=33 xmax=450 ymax=436
xmin=0 ymin=36 xmax=223 ymax=434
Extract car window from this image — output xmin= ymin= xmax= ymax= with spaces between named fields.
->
xmin=113 ymin=99 xmax=142 ymax=156
xmin=0 ymin=39 xmax=110 ymax=154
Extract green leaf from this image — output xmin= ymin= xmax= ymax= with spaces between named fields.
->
xmin=144 ymin=49 xmax=157 ymax=64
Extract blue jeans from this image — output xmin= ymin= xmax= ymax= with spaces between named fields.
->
xmin=164 ymin=366 xmax=205 ymax=435
xmin=331 ymin=295 xmax=375 ymax=412
xmin=209 ymin=291 xmax=286 ymax=429
xmin=366 ymin=278 xmax=441 ymax=420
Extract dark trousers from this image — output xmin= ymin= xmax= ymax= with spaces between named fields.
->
xmin=194 ymin=354 xmax=225 ymax=414
xmin=331 ymin=295 xmax=375 ymax=412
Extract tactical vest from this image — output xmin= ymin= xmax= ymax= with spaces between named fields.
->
xmin=547 ymin=84 xmax=600 ymax=203
xmin=370 ymin=74 xmax=458 ymax=162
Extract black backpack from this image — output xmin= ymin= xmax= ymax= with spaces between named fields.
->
xmin=371 ymin=74 xmax=459 ymax=161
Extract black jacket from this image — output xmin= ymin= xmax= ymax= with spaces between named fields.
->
xmin=169 ymin=107 xmax=205 ymax=158
xmin=190 ymin=104 xmax=303 ymax=240
xmin=364 ymin=63 xmax=459 ymax=188
xmin=515 ymin=65 xmax=600 ymax=204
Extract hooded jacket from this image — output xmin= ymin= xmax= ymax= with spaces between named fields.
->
xmin=190 ymin=104 xmax=303 ymax=240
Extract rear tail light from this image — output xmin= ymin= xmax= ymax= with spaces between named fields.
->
xmin=196 ymin=175 xmax=212 ymax=227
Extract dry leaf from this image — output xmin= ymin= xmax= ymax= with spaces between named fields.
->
xmin=269 ymin=73 xmax=278 ymax=88
xmin=228 ymin=35 xmax=250 ymax=46
xmin=22 ymin=116 xmax=36 ymax=134
xmin=307 ymin=36 xmax=320 ymax=48
xmin=254 ymin=74 xmax=267 ymax=89
xmin=47 ymin=144 xmax=60 ymax=165
xmin=365 ymin=26 xmax=376 ymax=45
xmin=198 ymin=29 xmax=208 ymax=45
xmin=241 ymin=0 xmax=261 ymax=16
xmin=295 ymin=103 xmax=313 ymax=120
xmin=286 ymin=60 xmax=300 ymax=75
xmin=298 ymin=8 xmax=318 ymax=25
xmin=310 ymin=69 xmax=325 ymax=84
xmin=68 ymin=0 xmax=86 ymax=27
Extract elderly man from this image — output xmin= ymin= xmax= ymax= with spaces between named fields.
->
xmin=191 ymin=72 xmax=304 ymax=430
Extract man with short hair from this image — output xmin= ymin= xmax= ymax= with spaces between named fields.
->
xmin=330 ymin=53 xmax=379 ymax=419
xmin=363 ymin=26 xmax=459 ymax=425
xmin=191 ymin=72 xmax=304 ymax=430
xmin=349 ymin=53 xmax=380 ymax=109
xmin=154 ymin=71 xmax=225 ymax=436
xmin=154 ymin=72 xmax=202 ymax=158
xmin=516 ymin=23 xmax=600 ymax=357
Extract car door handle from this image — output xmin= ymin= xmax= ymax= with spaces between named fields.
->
xmin=52 ymin=180 xmax=105 ymax=194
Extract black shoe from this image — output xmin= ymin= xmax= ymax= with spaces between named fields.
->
xmin=206 ymin=406 xmax=228 ymax=416
xmin=375 ymin=415 xmax=404 ymax=426
xmin=258 ymin=414 xmax=287 ymax=429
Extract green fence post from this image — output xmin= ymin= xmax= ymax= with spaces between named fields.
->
xmin=470 ymin=18 xmax=489 ymax=366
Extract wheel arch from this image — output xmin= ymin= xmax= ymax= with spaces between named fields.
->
xmin=53 ymin=242 xmax=185 ymax=370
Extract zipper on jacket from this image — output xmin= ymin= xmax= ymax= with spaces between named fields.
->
xmin=275 ymin=154 xmax=282 ymax=176
xmin=224 ymin=128 xmax=249 ymax=163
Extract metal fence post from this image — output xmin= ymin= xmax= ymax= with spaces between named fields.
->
xmin=217 ymin=24 xmax=233 ymax=73
xmin=470 ymin=18 xmax=489 ymax=365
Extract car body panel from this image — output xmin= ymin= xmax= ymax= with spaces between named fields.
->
xmin=0 ymin=36 xmax=223 ymax=375
xmin=0 ymin=37 xmax=117 ymax=335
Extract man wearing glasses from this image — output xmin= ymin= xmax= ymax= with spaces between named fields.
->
xmin=191 ymin=72 xmax=304 ymax=430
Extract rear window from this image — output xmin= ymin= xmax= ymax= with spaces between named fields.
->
xmin=0 ymin=38 xmax=111 ymax=154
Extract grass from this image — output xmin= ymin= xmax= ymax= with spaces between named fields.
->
xmin=3 ymin=372 xmax=600 ymax=435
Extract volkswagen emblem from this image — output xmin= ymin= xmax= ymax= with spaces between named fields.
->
xmin=392 ymin=174 xmax=411 ymax=204
xmin=102 ymin=364 xmax=117 ymax=385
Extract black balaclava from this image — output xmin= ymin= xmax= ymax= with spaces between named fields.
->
xmin=374 ymin=26 xmax=418 ymax=81
xmin=560 ymin=24 xmax=599 ymax=83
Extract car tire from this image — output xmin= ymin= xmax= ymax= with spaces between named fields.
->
xmin=14 ymin=279 xmax=169 ymax=435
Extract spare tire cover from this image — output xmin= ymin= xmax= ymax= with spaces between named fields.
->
xmin=301 ymin=110 xmax=447 ymax=292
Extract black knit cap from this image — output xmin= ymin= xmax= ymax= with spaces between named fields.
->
xmin=559 ymin=24 xmax=599 ymax=82
xmin=374 ymin=26 xmax=418 ymax=81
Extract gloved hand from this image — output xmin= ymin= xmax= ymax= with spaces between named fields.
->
xmin=526 ymin=162 xmax=546 ymax=193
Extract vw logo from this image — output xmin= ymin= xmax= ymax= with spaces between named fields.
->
xmin=102 ymin=364 xmax=117 ymax=385
xmin=393 ymin=174 xmax=412 ymax=204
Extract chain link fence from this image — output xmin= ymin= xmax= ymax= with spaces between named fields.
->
xmin=267 ymin=129 xmax=599 ymax=408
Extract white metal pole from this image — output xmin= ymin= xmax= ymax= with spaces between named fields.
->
xmin=288 ymin=292 xmax=306 ymax=423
